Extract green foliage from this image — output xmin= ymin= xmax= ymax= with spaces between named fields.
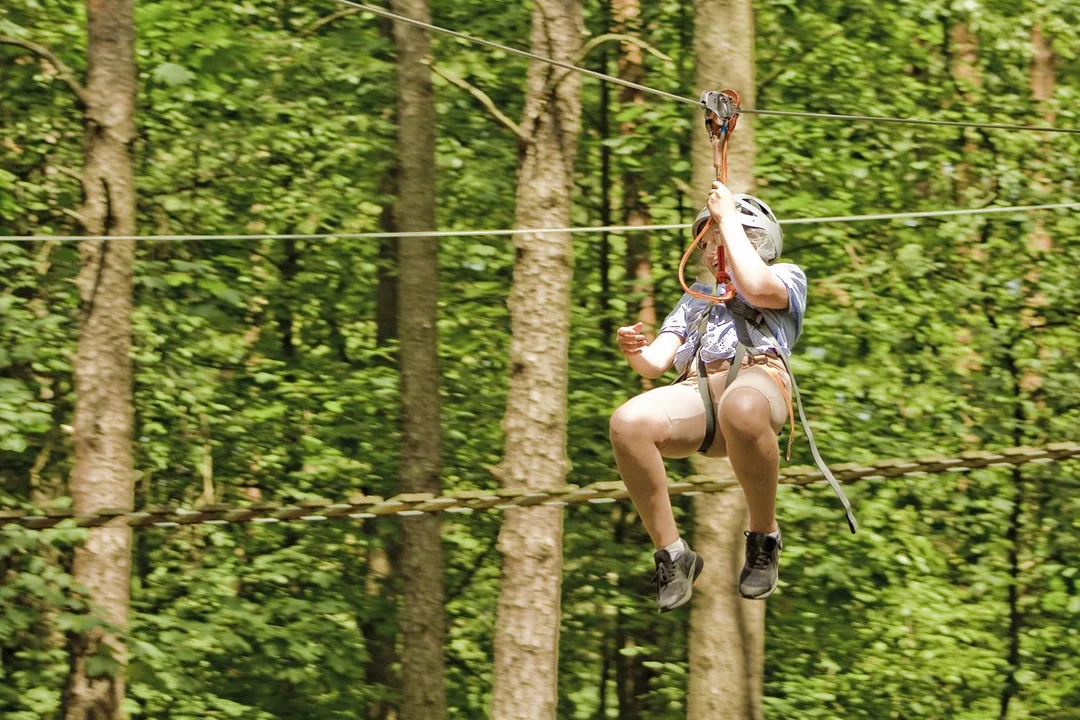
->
xmin=1 ymin=0 xmax=1078 ymax=717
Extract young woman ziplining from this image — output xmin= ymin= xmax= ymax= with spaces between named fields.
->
xmin=611 ymin=181 xmax=807 ymax=611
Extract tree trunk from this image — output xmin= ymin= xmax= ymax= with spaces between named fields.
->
xmin=996 ymin=25 xmax=1056 ymax=720
xmin=491 ymin=3 xmax=583 ymax=718
xmin=65 ymin=1 xmax=137 ymax=718
xmin=947 ymin=22 xmax=982 ymax=200
xmin=688 ymin=490 xmax=764 ymax=720
xmin=688 ymin=0 xmax=764 ymax=718
xmin=614 ymin=0 xmax=655 ymax=340
xmin=362 ymin=543 xmax=399 ymax=720
xmin=598 ymin=41 xmax=613 ymax=341
xmin=1026 ymin=23 xmax=1055 ymax=253
xmin=390 ymin=0 xmax=446 ymax=717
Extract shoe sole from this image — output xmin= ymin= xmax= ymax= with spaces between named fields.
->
xmin=738 ymin=573 xmax=778 ymax=600
xmin=660 ymin=554 xmax=705 ymax=613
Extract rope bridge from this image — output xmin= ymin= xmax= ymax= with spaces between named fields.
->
xmin=3 ymin=442 xmax=1076 ymax=532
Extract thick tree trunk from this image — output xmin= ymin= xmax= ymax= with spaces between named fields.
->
xmin=65 ymin=1 xmax=137 ymax=718
xmin=688 ymin=0 xmax=764 ymax=718
xmin=491 ymin=3 xmax=583 ymax=718
xmin=390 ymin=0 xmax=446 ymax=718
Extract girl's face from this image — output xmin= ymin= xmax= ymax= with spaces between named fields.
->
xmin=697 ymin=229 xmax=725 ymax=275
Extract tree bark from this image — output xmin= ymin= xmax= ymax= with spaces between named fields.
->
xmin=376 ymin=171 xmax=399 ymax=351
xmin=614 ymin=0 xmax=655 ymax=341
xmin=491 ymin=2 xmax=583 ymax=718
xmin=996 ymin=25 xmax=1056 ymax=720
xmin=362 ymin=543 xmax=399 ymax=720
xmin=598 ymin=40 xmax=613 ymax=341
xmin=65 ymin=1 xmax=137 ymax=718
xmin=688 ymin=0 xmax=764 ymax=718
xmin=947 ymin=22 xmax=982 ymax=200
xmin=390 ymin=0 xmax=447 ymax=717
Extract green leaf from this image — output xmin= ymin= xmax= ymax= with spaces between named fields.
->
xmin=152 ymin=62 xmax=196 ymax=87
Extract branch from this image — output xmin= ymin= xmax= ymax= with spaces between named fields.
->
xmin=429 ymin=62 xmax=528 ymax=141
xmin=446 ymin=534 xmax=498 ymax=603
xmin=0 ymin=35 xmax=87 ymax=104
xmin=531 ymin=34 xmax=673 ymax=134
xmin=298 ymin=7 xmax=362 ymax=36
xmin=576 ymin=33 xmax=672 ymax=67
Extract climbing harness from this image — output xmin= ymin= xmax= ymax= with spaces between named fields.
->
xmin=681 ymin=89 xmax=858 ymax=534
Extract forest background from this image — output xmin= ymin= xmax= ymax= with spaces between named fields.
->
xmin=1 ymin=0 xmax=1079 ymax=718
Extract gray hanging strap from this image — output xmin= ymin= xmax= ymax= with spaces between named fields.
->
xmin=724 ymin=297 xmax=763 ymax=387
xmin=696 ymin=354 xmax=716 ymax=454
xmin=688 ymin=306 xmax=717 ymax=454
xmin=776 ymin=352 xmax=859 ymax=534
xmin=724 ymin=299 xmax=858 ymax=534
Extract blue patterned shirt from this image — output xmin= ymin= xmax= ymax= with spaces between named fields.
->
xmin=659 ymin=263 xmax=808 ymax=375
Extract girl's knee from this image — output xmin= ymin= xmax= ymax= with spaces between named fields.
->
xmin=610 ymin=400 xmax=669 ymax=447
xmin=719 ymin=387 xmax=773 ymax=437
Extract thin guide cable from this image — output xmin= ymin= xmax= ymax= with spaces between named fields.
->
xmin=4 ymin=202 xmax=1076 ymax=243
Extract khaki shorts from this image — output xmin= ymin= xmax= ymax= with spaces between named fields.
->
xmin=638 ymin=353 xmax=794 ymax=459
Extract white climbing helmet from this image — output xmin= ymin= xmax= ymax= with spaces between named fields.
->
xmin=690 ymin=194 xmax=783 ymax=263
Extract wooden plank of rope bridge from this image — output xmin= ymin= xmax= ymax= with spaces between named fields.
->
xmin=21 ymin=515 xmax=64 ymax=530
xmin=78 ymin=507 xmax=131 ymax=528
xmin=125 ymin=505 xmax=174 ymax=527
xmin=410 ymin=497 xmax=461 ymax=513
xmin=451 ymin=489 xmax=506 ymax=511
xmin=533 ymin=484 xmax=586 ymax=506
xmin=223 ymin=503 xmax=273 ymax=523
xmin=344 ymin=493 xmax=385 ymax=519
xmin=495 ymin=493 xmax=552 ymax=510
xmin=578 ymin=481 xmax=628 ymax=504
xmin=365 ymin=500 xmax=408 ymax=517
xmin=552 ymin=485 xmax=600 ymax=504
xmin=383 ymin=493 xmax=440 ymax=515
xmin=321 ymin=503 xmax=365 ymax=518
xmin=0 ymin=509 xmax=27 ymax=529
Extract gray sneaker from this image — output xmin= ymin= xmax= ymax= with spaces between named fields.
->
xmin=739 ymin=530 xmax=782 ymax=599
xmin=653 ymin=547 xmax=705 ymax=612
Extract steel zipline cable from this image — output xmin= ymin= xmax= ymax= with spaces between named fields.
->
xmin=333 ymin=0 xmax=1080 ymax=136
xmin=3 ymin=201 xmax=1077 ymax=243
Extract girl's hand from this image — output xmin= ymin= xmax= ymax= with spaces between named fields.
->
xmin=617 ymin=321 xmax=647 ymax=355
xmin=707 ymin=180 xmax=737 ymax=222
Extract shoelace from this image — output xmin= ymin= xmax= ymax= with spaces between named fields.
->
xmin=653 ymin=558 xmax=674 ymax=589
xmin=745 ymin=534 xmax=774 ymax=570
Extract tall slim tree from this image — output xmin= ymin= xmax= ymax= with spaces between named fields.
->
xmin=687 ymin=0 xmax=765 ymax=718
xmin=0 ymin=5 xmax=137 ymax=717
xmin=0 ymin=0 xmax=145 ymax=717
xmin=68 ymin=2 xmax=137 ymax=718
xmin=997 ymin=23 xmax=1057 ymax=720
xmin=491 ymin=1 xmax=583 ymax=717
xmin=612 ymin=0 xmax=661 ymax=712
xmin=390 ymin=0 xmax=447 ymax=717
xmin=614 ymin=0 xmax=656 ymax=338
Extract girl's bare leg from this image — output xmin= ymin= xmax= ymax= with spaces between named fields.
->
xmin=718 ymin=386 xmax=780 ymax=534
xmin=613 ymin=388 xmax=704 ymax=546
